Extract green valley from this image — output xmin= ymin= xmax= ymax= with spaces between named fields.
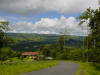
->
xmin=6 ymin=33 xmax=84 ymax=52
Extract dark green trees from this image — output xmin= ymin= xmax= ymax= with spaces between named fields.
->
xmin=39 ymin=34 xmax=68 ymax=60
xmin=78 ymin=7 xmax=100 ymax=49
xmin=0 ymin=21 xmax=9 ymax=48
xmin=78 ymin=7 xmax=100 ymax=63
xmin=0 ymin=21 xmax=17 ymax=61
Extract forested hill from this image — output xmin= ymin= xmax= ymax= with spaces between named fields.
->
xmin=6 ymin=33 xmax=85 ymax=52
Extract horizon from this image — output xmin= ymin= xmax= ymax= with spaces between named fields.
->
xmin=6 ymin=32 xmax=87 ymax=36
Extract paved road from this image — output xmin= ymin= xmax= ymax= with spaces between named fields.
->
xmin=21 ymin=62 xmax=79 ymax=75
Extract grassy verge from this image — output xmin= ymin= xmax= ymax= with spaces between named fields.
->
xmin=55 ymin=60 xmax=100 ymax=75
xmin=0 ymin=61 xmax=59 ymax=75
xmin=77 ymin=62 xmax=100 ymax=75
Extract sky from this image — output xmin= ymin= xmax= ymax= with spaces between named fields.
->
xmin=0 ymin=0 xmax=99 ymax=36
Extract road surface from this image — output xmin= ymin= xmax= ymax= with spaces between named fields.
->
xmin=21 ymin=62 xmax=79 ymax=75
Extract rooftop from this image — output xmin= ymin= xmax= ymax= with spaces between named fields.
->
xmin=22 ymin=52 xmax=38 ymax=56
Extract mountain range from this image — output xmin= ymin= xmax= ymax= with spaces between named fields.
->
xmin=6 ymin=33 xmax=85 ymax=52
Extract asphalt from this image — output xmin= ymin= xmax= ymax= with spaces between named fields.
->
xmin=20 ymin=62 xmax=79 ymax=75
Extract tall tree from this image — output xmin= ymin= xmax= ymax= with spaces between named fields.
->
xmin=0 ymin=21 xmax=9 ymax=48
xmin=78 ymin=5 xmax=100 ymax=62
xmin=59 ymin=35 xmax=66 ymax=52
xmin=78 ymin=7 xmax=100 ymax=49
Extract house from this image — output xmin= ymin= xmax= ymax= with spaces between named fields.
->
xmin=45 ymin=57 xmax=53 ymax=60
xmin=21 ymin=52 xmax=39 ymax=60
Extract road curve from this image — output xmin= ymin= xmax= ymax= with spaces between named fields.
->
xmin=21 ymin=62 xmax=79 ymax=75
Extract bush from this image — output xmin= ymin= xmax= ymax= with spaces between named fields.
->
xmin=68 ymin=49 xmax=82 ymax=61
xmin=0 ymin=47 xmax=12 ymax=61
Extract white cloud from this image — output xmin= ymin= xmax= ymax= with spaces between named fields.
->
xmin=0 ymin=19 xmax=6 ymax=22
xmin=8 ymin=16 xmax=88 ymax=36
xmin=0 ymin=0 xmax=98 ymax=14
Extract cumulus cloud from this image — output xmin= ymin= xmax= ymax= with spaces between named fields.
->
xmin=8 ymin=16 xmax=88 ymax=36
xmin=0 ymin=0 xmax=98 ymax=14
xmin=0 ymin=19 xmax=6 ymax=22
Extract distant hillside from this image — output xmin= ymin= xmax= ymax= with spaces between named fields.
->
xmin=6 ymin=33 xmax=85 ymax=52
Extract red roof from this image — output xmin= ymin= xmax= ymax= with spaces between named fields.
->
xmin=21 ymin=52 xmax=38 ymax=56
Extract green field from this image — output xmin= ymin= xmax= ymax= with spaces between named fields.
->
xmin=0 ymin=61 xmax=59 ymax=75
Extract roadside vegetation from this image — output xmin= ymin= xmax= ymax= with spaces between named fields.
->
xmin=0 ymin=61 xmax=58 ymax=75
xmin=77 ymin=62 xmax=100 ymax=75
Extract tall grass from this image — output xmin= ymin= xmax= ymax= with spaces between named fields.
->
xmin=77 ymin=62 xmax=100 ymax=75
xmin=0 ymin=61 xmax=58 ymax=75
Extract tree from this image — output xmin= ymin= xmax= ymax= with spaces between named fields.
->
xmin=0 ymin=21 xmax=9 ymax=49
xmin=59 ymin=35 xmax=67 ymax=52
xmin=78 ymin=7 xmax=100 ymax=48
xmin=78 ymin=5 xmax=100 ymax=63
xmin=0 ymin=47 xmax=11 ymax=61
xmin=40 ymin=45 xmax=51 ymax=57
xmin=0 ymin=21 xmax=10 ymax=62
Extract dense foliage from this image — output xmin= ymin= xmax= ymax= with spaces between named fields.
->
xmin=0 ymin=21 xmax=9 ymax=48
xmin=0 ymin=21 xmax=20 ymax=62
xmin=78 ymin=7 xmax=100 ymax=63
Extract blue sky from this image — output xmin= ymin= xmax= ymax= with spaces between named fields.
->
xmin=0 ymin=0 xmax=98 ymax=36
xmin=0 ymin=11 xmax=80 ymax=23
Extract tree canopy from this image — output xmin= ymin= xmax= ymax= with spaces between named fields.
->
xmin=0 ymin=21 xmax=9 ymax=48
xmin=78 ymin=6 xmax=100 ymax=63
